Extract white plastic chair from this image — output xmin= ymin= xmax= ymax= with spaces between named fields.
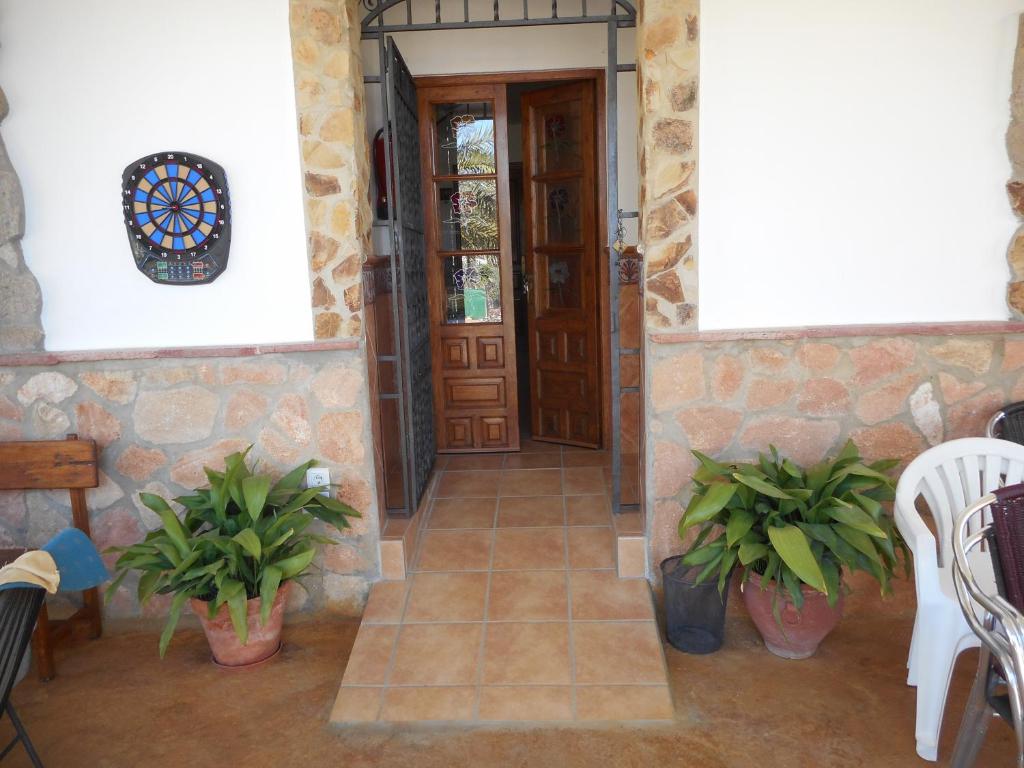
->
xmin=895 ymin=438 xmax=1024 ymax=761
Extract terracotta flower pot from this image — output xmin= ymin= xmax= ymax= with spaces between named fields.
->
xmin=190 ymin=581 xmax=290 ymax=667
xmin=741 ymin=577 xmax=844 ymax=659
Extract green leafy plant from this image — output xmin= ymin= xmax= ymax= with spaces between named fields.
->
xmin=679 ymin=440 xmax=907 ymax=613
xmin=106 ymin=448 xmax=360 ymax=657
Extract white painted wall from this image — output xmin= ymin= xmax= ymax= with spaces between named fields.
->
xmin=2 ymin=0 xmax=313 ymax=351
xmin=699 ymin=0 xmax=1024 ymax=330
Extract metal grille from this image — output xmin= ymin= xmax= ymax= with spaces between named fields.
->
xmin=387 ymin=39 xmax=436 ymax=512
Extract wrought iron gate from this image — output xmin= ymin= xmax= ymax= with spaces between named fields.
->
xmin=364 ymin=0 xmax=638 ymax=515
xmin=384 ymin=39 xmax=435 ymax=515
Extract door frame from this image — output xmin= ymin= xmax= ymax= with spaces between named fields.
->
xmin=413 ymin=68 xmax=611 ymax=450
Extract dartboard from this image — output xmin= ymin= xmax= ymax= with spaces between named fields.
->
xmin=121 ymin=152 xmax=231 ymax=285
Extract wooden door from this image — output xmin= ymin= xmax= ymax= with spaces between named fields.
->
xmin=522 ymin=81 xmax=601 ymax=447
xmin=419 ymin=84 xmax=520 ymax=452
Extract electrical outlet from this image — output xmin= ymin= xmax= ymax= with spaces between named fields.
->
xmin=305 ymin=467 xmax=331 ymax=497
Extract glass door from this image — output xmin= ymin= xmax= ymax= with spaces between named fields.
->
xmin=419 ymin=84 xmax=519 ymax=452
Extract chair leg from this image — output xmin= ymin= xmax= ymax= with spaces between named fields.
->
xmin=950 ymin=647 xmax=994 ymax=768
xmin=915 ymin=630 xmax=961 ymax=761
xmin=5 ymin=704 xmax=44 ymax=768
xmin=908 ymin=611 xmax=922 ymax=686
xmin=31 ymin=602 xmax=54 ymax=683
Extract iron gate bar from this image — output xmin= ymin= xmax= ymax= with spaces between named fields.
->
xmin=361 ymin=0 xmax=637 ymax=518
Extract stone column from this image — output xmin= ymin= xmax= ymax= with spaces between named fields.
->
xmin=290 ymin=0 xmax=372 ymax=340
xmin=637 ymin=0 xmax=699 ymax=331
xmin=1008 ymin=17 xmax=1024 ymax=317
xmin=0 ymin=86 xmax=44 ymax=352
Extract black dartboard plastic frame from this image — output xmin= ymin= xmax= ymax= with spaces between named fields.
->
xmin=121 ymin=151 xmax=231 ymax=285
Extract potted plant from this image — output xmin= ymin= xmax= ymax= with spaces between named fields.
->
xmin=106 ymin=448 xmax=359 ymax=666
xmin=678 ymin=440 xmax=906 ymax=659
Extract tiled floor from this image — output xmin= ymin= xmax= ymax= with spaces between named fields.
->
xmin=331 ymin=440 xmax=672 ymax=724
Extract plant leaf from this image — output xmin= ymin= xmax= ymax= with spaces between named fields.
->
xmin=828 ymin=505 xmax=887 ymax=539
xmin=725 ymin=509 xmax=755 ymax=547
xmin=681 ymin=483 xmax=737 ymax=530
xmin=275 ymin=547 xmax=316 ymax=579
xmin=241 ymin=475 xmax=271 ymax=523
xmin=158 ymin=592 xmax=190 ymax=658
xmin=233 ymin=528 xmax=262 ymax=560
xmin=259 ymin=565 xmax=283 ymax=626
xmin=766 ymin=524 xmax=827 ymax=593
xmin=732 ymin=473 xmax=793 ymax=500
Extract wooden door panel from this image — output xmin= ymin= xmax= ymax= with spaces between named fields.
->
xmin=420 ymin=85 xmax=519 ymax=452
xmin=522 ymin=81 xmax=601 ymax=447
xmin=444 ymin=377 xmax=506 ymax=409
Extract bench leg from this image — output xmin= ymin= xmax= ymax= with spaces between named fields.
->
xmin=32 ymin=602 xmax=54 ymax=683
xmin=83 ymin=587 xmax=102 ymax=639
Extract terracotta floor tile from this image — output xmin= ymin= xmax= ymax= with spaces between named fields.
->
xmin=435 ymin=471 xmax=501 ymax=498
xmin=570 ymin=570 xmax=654 ymax=621
xmin=562 ymin=450 xmax=611 ymax=468
xmin=499 ymin=469 xmax=563 ymax=496
xmin=492 ymin=527 xmax=566 ymax=570
xmin=445 ymin=454 xmax=507 ymax=471
xmin=503 ymin=452 xmax=562 ymax=469
xmin=341 ymin=625 xmax=398 ymax=685
xmin=614 ymin=510 xmax=644 ymax=535
xmin=566 ymin=494 xmax=612 ymax=526
xmin=389 ymin=624 xmax=483 ymax=685
xmin=361 ymin=581 xmax=409 ymax=624
xmin=478 ymin=686 xmax=573 ymax=721
xmin=575 ymin=685 xmax=673 ymax=721
xmin=497 ymin=496 xmax=564 ymax=527
xmin=416 ymin=530 xmax=493 ymax=571
xmin=380 ymin=686 xmax=476 ymax=721
xmin=572 ymin=622 xmax=666 ymax=685
xmin=567 ymin=526 xmax=615 ymax=569
xmin=330 ymin=686 xmax=382 ymax=723
xmin=429 ymin=498 xmax=497 ymax=529
xmin=519 ymin=438 xmax=562 ymax=453
xmin=488 ymin=571 xmax=568 ymax=621
xmin=404 ymin=572 xmax=488 ymax=622
xmin=433 ymin=454 xmax=450 ymax=470
xmin=563 ymin=466 xmax=607 ymax=495
xmin=482 ymin=622 xmax=571 ymax=685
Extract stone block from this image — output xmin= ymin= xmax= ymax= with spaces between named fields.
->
xmin=75 ymin=401 xmax=121 ymax=447
xmin=710 ymin=355 xmax=743 ymax=402
xmin=650 ymin=353 xmax=704 ymax=412
xmin=225 ymin=389 xmax=269 ymax=431
xmin=745 ymin=377 xmax=797 ymax=410
xmin=850 ymin=339 xmax=916 ymax=386
xmin=676 ymin=406 xmax=743 ymax=454
xmin=80 ymin=370 xmax=137 ymax=404
xmin=133 ymin=386 xmax=219 ymax=444
xmin=854 ymin=374 xmax=917 ymax=426
xmin=17 ymin=371 xmax=76 ymax=406
xmin=797 ymin=378 xmax=850 ymax=417
xmin=318 ymin=412 xmax=365 ymax=464
xmin=653 ymin=440 xmax=695 ymax=498
xmin=928 ymin=339 xmax=994 ymax=376
xmin=738 ymin=416 xmax=840 ymax=466
xmin=312 ymin=364 xmax=363 ymax=409
xmin=115 ymin=445 xmax=167 ymax=483
xmin=169 ymin=439 xmax=251 ymax=489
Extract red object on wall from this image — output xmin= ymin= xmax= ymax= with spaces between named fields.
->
xmin=372 ymin=128 xmax=392 ymax=221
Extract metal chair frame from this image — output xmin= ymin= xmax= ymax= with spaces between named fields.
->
xmin=0 ymin=586 xmax=46 ymax=767
xmin=951 ymin=492 xmax=1024 ymax=767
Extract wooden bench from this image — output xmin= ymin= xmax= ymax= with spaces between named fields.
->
xmin=0 ymin=434 xmax=102 ymax=681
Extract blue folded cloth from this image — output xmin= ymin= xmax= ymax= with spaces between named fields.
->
xmin=42 ymin=528 xmax=109 ymax=592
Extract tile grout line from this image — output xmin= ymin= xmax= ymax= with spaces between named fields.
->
xmin=560 ymin=446 xmax=580 ymax=721
xmin=471 ymin=493 xmax=500 ymax=721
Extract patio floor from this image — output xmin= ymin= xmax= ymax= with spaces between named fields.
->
xmin=1 ymin=613 xmax=1014 ymax=767
xmin=332 ymin=443 xmax=672 ymax=723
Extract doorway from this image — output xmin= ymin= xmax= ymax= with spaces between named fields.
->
xmin=417 ymin=73 xmax=606 ymax=454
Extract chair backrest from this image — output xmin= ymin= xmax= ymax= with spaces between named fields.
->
xmin=896 ymin=438 xmax=1024 ymax=570
xmin=0 ymin=587 xmax=45 ymax=711
xmin=990 ymin=485 xmax=1024 ymax=612
xmin=988 ymin=401 xmax=1024 ymax=445
xmin=0 ymin=434 xmax=98 ymax=491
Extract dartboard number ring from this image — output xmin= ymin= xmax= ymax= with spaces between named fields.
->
xmin=121 ymin=151 xmax=231 ymax=285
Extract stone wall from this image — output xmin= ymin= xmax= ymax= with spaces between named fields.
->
xmin=637 ymin=0 xmax=699 ymax=332
xmin=290 ymin=0 xmax=372 ymax=341
xmin=646 ymin=330 xmax=1024 ymax=598
xmin=0 ymin=348 xmax=380 ymax=620
xmin=0 ymin=86 xmax=44 ymax=352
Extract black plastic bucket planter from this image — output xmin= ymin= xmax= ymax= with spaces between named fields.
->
xmin=661 ymin=555 xmax=733 ymax=654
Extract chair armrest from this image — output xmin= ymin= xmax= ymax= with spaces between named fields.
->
xmin=895 ymin=498 xmax=940 ymax=593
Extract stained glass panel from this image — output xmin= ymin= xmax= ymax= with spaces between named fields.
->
xmin=442 ymin=253 xmax=502 ymax=324
xmin=434 ymin=102 xmax=496 ymax=175
xmin=438 ymin=179 xmax=499 ymax=251
xmin=542 ymin=179 xmax=581 ymax=245
xmin=536 ymin=100 xmax=582 ymax=174
xmin=542 ymin=251 xmax=582 ymax=310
